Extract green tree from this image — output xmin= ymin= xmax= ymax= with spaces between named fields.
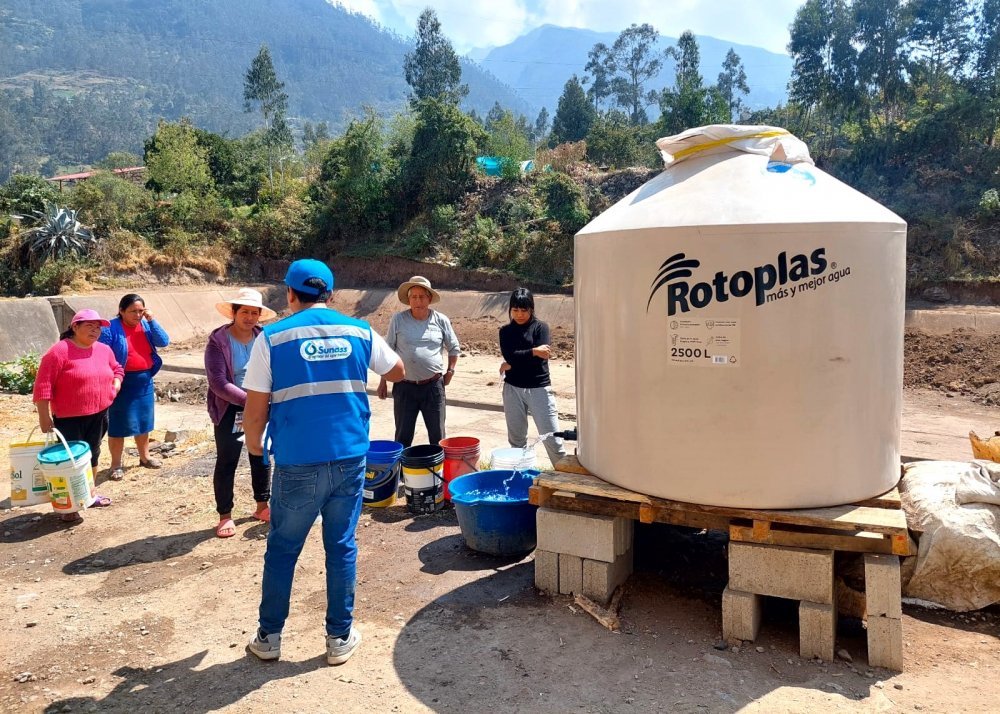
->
xmin=403 ymin=8 xmax=468 ymax=106
xmin=974 ymin=0 xmax=1000 ymax=144
xmin=586 ymin=113 xmax=640 ymax=167
xmin=404 ymin=98 xmax=485 ymax=209
xmin=532 ymin=107 xmax=550 ymax=146
xmin=314 ymin=108 xmax=396 ymax=240
xmin=484 ymin=109 xmax=533 ymax=176
xmin=659 ymin=31 xmax=719 ymax=134
xmin=243 ymin=44 xmax=292 ymax=191
xmin=550 ymin=76 xmax=596 ymax=144
xmin=854 ymin=0 xmax=909 ymax=128
xmin=906 ymin=0 xmax=973 ymax=104
xmin=143 ymin=119 xmax=213 ymax=196
xmin=583 ymin=43 xmax=615 ymax=112
xmin=0 ymin=174 xmax=59 ymax=216
xmin=70 ymin=172 xmax=153 ymax=235
xmin=717 ymin=48 xmax=751 ymax=121
xmin=97 ymin=152 xmax=142 ymax=170
xmin=609 ymin=24 xmax=663 ymax=125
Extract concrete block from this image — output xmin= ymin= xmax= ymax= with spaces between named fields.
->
xmin=864 ymin=554 xmax=902 ymax=619
xmin=867 ymin=616 xmax=903 ymax=671
xmin=537 ymin=508 xmax=632 ymax=562
xmin=582 ymin=549 xmax=633 ymax=605
xmin=534 ymin=549 xmax=559 ymax=594
xmin=729 ymin=542 xmax=834 ymax=605
xmin=559 ymin=554 xmax=583 ymax=595
xmin=799 ymin=601 xmax=837 ymax=661
xmin=721 ymin=587 xmax=762 ymax=642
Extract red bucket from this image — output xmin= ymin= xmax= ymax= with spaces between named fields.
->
xmin=439 ymin=436 xmax=481 ymax=501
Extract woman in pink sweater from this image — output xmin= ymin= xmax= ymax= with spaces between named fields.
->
xmin=33 ymin=309 xmax=124 ymax=518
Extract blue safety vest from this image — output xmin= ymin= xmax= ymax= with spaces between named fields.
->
xmin=262 ymin=307 xmax=373 ymax=466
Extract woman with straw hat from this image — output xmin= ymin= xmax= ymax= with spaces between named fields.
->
xmin=204 ymin=288 xmax=276 ymax=538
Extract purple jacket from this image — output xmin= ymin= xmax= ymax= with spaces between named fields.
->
xmin=204 ymin=324 xmax=261 ymax=425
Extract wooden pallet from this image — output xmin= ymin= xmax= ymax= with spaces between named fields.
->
xmin=530 ymin=456 xmax=913 ymax=556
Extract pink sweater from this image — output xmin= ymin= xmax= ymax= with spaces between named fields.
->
xmin=33 ymin=339 xmax=125 ymax=418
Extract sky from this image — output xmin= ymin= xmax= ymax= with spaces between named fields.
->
xmin=330 ymin=0 xmax=804 ymax=55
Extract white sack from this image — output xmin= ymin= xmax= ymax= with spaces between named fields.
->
xmin=899 ymin=460 xmax=1000 ymax=611
xmin=655 ymin=124 xmax=814 ymax=168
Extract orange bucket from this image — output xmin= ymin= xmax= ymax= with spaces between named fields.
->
xmin=439 ymin=436 xmax=480 ymax=501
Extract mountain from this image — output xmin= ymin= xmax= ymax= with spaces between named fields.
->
xmin=470 ymin=24 xmax=792 ymax=117
xmin=0 ymin=0 xmax=528 ymax=171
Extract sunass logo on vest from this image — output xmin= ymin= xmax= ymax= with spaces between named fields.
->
xmin=647 ymin=248 xmax=851 ymax=316
xmin=300 ymin=337 xmax=353 ymax=361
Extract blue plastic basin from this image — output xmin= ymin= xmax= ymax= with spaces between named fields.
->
xmin=448 ymin=469 xmax=538 ymax=556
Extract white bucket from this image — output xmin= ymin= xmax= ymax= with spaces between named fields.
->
xmin=38 ymin=430 xmax=94 ymax=515
xmin=9 ymin=428 xmax=50 ymax=506
xmin=490 ymin=447 xmax=537 ymax=471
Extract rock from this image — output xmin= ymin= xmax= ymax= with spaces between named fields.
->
xmin=14 ymin=672 xmax=35 ymax=683
xmin=90 ymin=559 xmax=105 ymax=567
xmin=81 ymin=676 xmax=95 ymax=684
xmin=730 ymin=646 xmax=740 ymax=654
xmin=836 ymin=648 xmax=853 ymax=663
xmin=702 ymin=654 xmax=732 ymax=668
xmin=200 ymin=562 xmax=212 ymax=570
xmin=755 ymin=646 xmax=765 ymax=653
xmin=25 ymin=621 xmax=38 ymax=628
xmin=169 ymin=392 xmax=180 ymax=402
xmin=894 ymin=683 xmax=904 ymax=690
xmin=164 ymin=430 xmax=188 ymax=443
xmin=922 ymin=286 xmax=951 ymax=303
xmin=712 ymin=640 xmax=728 ymax=651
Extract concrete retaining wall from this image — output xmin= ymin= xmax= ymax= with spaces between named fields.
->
xmin=0 ymin=298 xmax=60 ymax=361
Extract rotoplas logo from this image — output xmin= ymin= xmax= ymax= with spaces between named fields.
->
xmin=300 ymin=337 xmax=352 ymax=361
xmin=648 ymin=248 xmax=829 ymax=316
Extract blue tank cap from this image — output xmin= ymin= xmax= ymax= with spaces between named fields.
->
xmin=38 ymin=440 xmax=91 ymax=465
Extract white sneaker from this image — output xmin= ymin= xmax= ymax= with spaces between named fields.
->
xmin=247 ymin=629 xmax=281 ymax=661
xmin=326 ymin=627 xmax=361 ymax=665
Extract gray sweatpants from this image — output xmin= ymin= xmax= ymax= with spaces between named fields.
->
xmin=502 ymin=382 xmax=566 ymax=467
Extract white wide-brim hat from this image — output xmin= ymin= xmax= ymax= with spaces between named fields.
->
xmin=397 ymin=275 xmax=441 ymax=305
xmin=215 ymin=288 xmax=278 ymax=321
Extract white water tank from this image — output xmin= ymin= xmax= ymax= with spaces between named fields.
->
xmin=575 ymin=126 xmax=906 ymax=509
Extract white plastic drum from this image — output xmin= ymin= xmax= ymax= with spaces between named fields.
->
xmin=574 ymin=126 xmax=906 ymax=509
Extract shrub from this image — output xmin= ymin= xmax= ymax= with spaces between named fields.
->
xmin=455 ymin=215 xmax=501 ymax=267
xmin=0 ymin=175 xmax=60 ymax=216
xmin=537 ymin=173 xmax=590 ymax=234
xmin=399 ymin=226 xmax=435 ymax=258
xmin=536 ymin=141 xmax=586 ymax=173
xmin=92 ymin=229 xmax=155 ymax=272
xmin=233 ymin=195 xmax=308 ymax=258
xmin=429 ymin=204 xmax=458 ymax=237
xmin=979 ymin=189 xmax=1000 ymax=218
xmin=31 ymin=256 xmax=91 ymax=294
xmin=0 ymin=353 xmax=39 ymax=395
xmin=69 ymin=172 xmax=153 ymax=235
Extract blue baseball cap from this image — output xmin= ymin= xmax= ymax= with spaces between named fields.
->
xmin=284 ymin=259 xmax=334 ymax=296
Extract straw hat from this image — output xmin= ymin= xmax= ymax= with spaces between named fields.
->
xmin=397 ymin=276 xmax=440 ymax=305
xmin=215 ymin=288 xmax=277 ymax=321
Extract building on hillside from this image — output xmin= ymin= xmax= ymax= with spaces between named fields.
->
xmin=46 ymin=166 xmax=146 ymax=191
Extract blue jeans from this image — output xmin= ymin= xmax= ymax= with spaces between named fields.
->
xmin=258 ymin=456 xmax=365 ymax=638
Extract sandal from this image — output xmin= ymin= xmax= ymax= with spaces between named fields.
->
xmin=109 ymin=468 xmax=125 ymax=481
xmin=253 ymin=506 xmax=270 ymax=523
xmin=90 ymin=494 xmax=112 ymax=508
xmin=216 ymin=518 xmax=237 ymax=538
xmin=139 ymin=458 xmax=162 ymax=469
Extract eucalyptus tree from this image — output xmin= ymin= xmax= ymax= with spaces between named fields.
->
xmin=403 ymin=8 xmax=468 ymax=106
xmin=906 ymin=0 xmax=974 ymax=104
xmin=717 ymin=49 xmax=751 ymax=122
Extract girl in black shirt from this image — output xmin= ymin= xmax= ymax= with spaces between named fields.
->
xmin=499 ymin=288 xmax=567 ymax=467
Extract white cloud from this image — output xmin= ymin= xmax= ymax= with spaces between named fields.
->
xmin=333 ymin=0 xmax=801 ymax=55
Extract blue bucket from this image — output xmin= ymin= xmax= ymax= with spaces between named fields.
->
xmin=363 ymin=440 xmax=404 ymax=507
xmin=448 ymin=469 xmax=539 ymax=556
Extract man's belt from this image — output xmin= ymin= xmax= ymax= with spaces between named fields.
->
xmin=402 ymin=373 xmax=442 ymax=385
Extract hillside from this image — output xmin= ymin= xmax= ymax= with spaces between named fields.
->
xmin=472 ymin=24 xmax=792 ymax=115
xmin=0 ymin=0 xmax=528 ymax=174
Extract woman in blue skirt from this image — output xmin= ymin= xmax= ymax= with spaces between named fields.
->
xmin=99 ymin=293 xmax=170 ymax=480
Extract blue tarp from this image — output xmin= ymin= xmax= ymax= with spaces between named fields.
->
xmin=476 ymin=157 xmax=535 ymax=176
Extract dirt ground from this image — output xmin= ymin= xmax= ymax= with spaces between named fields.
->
xmin=2 ymin=338 xmax=999 ymax=712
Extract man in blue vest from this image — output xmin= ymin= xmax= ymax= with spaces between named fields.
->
xmin=242 ymin=259 xmax=403 ymax=665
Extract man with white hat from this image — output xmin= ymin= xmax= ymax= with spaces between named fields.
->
xmin=377 ymin=275 xmax=461 ymax=447
xmin=242 ymin=259 xmax=403 ymax=666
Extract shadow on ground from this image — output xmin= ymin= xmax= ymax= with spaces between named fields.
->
xmin=43 ymin=650 xmax=324 ymax=714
